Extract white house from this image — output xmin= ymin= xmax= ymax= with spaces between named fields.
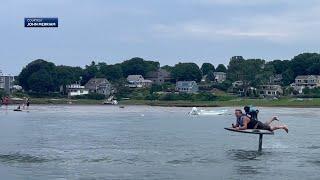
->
xmin=290 ymin=75 xmax=320 ymax=94
xmin=66 ymin=84 xmax=89 ymax=97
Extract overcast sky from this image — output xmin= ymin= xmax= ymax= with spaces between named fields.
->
xmin=1 ymin=0 xmax=320 ymax=74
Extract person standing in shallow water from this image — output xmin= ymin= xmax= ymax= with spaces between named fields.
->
xmin=26 ymin=98 xmax=30 ymax=109
xmin=232 ymin=109 xmax=289 ymax=133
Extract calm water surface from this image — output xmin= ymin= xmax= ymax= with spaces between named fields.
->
xmin=0 ymin=105 xmax=319 ymax=180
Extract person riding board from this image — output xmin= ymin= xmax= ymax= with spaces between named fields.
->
xmin=233 ymin=109 xmax=288 ymax=133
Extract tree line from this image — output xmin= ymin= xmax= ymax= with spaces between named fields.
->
xmin=16 ymin=53 xmax=320 ymax=93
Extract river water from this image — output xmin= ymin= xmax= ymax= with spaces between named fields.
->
xmin=0 ymin=105 xmax=319 ymax=180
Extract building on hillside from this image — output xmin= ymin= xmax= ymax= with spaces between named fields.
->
xmin=294 ymin=75 xmax=320 ymax=88
xmin=259 ymin=85 xmax=283 ymax=97
xmin=213 ymin=72 xmax=227 ymax=83
xmin=269 ymin=74 xmax=283 ymax=85
xmin=232 ymin=81 xmax=243 ymax=88
xmin=145 ymin=69 xmax=171 ymax=85
xmin=0 ymin=73 xmax=15 ymax=94
xmin=127 ymin=75 xmax=153 ymax=88
xmin=65 ymin=84 xmax=89 ymax=97
xmin=85 ymin=78 xmax=112 ymax=96
xmin=289 ymin=75 xmax=320 ymax=94
xmin=175 ymin=81 xmax=198 ymax=93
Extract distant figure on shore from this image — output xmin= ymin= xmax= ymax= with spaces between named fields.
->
xmin=26 ymin=98 xmax=30 ymax=109
xmin=23 ymin=97 xmax=30 ymax=109
xmin=3 ymin=96 xmax=9 ymax=106
xmin=233 ymin=109 xmax=288 ymax=133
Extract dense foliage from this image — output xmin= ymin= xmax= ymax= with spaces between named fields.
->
xmin=15 ymin=52 xmax=320 ymax=97
xmin=171 ymin=63 xmax=202 ymax=82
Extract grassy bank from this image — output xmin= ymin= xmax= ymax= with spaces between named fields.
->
xmin=20 ymin=98 xmax=103 ymax=105
xmin=120 ymin=98 xmax=320 ymax=107
xmin=9 ymin=97 xmax=320 ymax=107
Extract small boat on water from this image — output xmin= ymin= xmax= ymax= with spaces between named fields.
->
xmin=103 ymin=96 xmax=118 ymax=105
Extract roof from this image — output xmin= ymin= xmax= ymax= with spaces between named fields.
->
xmin=296 ymin=75 xmax=320 ymax=79
xmin=85 ymin=78 xmax=110 ymax=89
xmin=127 ymin=75 xmax=144 ymax=82
xmin=176 ymin=81 xmax=197 ymax=87
xmin=213 ymin=72 xmax=226 ymax=75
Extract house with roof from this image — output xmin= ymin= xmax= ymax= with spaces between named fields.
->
xmin=213 ymin=72 xmax=227 ymax=83
xmin=65 ymin=83 xmax=89 ymax=97
xmin=127 ymin=75 xmax=153 ymax=88
xmin=175 ymin=81 xmax=198 ymax=93
xmin=145 ymin=69 xmax=171 ymax=85
xmin=290 ymin=75 xmax=320 ymax=94
xmin=294 ymin=75 xmax=320 ymax=88
xmin=85 ymin=78 xmax=112 ymax=96
xmin=259 ymin=85 xmax=283 ymax=97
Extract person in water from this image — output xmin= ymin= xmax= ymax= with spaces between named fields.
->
xmin=233 ymin=109 xmax=288 ymax=133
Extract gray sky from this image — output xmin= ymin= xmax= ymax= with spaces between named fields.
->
xmin=1 ymin=0 xmax=320 ymax=75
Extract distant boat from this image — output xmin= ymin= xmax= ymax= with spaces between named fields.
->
xmin=103 ymin=96 xmax=118 ymax=105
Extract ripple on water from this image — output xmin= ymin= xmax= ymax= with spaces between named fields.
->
xmin=227 ymin=149 xmax=272 ymax=162
xmin=0 ymin=153 xmax=50 ymax=163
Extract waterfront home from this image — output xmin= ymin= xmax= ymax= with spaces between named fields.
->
xmin=213 ymin=72 xmax=227 ymax=83
xmin=0 ymin=73 xmax=15 ymax=94
xmin=175 ymin=81 xmax=198 ymax=93
xmin=65 ymin=84 xmax=89 ymax=97
xmin=85 ymin=78 xmax=112 ymax=96
xmin=259 ymin=85 xmax=283 ymax=97
xmin=145 ymin=69 xmax=171 ymax=85
xmin=294 ymin=75 xmax=320 ymax=88
xmin=290 ymin=75 xmax=320 ymax=94
xmin=127 ymin=75 xmax=153 ymax=88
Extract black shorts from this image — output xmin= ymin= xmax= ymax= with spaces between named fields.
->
xmin=256 ymin=121 xmax=271 ymax=131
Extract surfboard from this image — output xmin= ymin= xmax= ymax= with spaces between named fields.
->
xmin=224 ymin=127 xmax=274 ymax=135
xmin=13 ymin=109 xmax=22 ymax=112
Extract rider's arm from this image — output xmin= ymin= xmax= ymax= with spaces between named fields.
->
xmin=232 ymin=122 xmax=239 ymax=128
xmin=236 ymin=117 xmax=249 ymax=130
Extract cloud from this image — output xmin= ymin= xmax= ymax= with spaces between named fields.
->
xmin=183 ymin=0 xmax=287 ymax=6
xmin=151 ymin=1 xmax=320 ymax=43
xmin=152 ymin=22 xmax=289 ymax=42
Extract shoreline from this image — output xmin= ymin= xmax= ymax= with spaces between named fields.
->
xmin=6 ymin=98 xmax=320 ymax=108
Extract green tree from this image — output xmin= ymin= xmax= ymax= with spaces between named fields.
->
xmin=121 ymin=57 xmax=159 ymax=77
xmin=17 ymin=59 xmax=56 ymax=91
xmin=171 ymin=63 xmax=202 ymax=82
xmin=282 ymin=69 xmax=295 ymax=86
xmin=207 ymin=70 xmax=215 ymax=81
xmin=27 ymin=69 xmax=54 ymax=92
xmin=55 ymin=65 xmax=84 ymax=86
xmin=267 ymin=60 xmax=290 ymax=74
xmin=201 ymin=63 xmax=215 ymax=75
xmin=216 ymin=64 xmax=227 ymax=72
xmin=291 ymin=53 xmax=320 ymax=76
xmin=161 ymin=65 xmax=174 ymax=72
xmin=100 ymin=63 xmax=123 ymax=81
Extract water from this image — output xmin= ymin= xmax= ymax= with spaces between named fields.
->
xmin=0 ymin=105 xmax=319 ymax=180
